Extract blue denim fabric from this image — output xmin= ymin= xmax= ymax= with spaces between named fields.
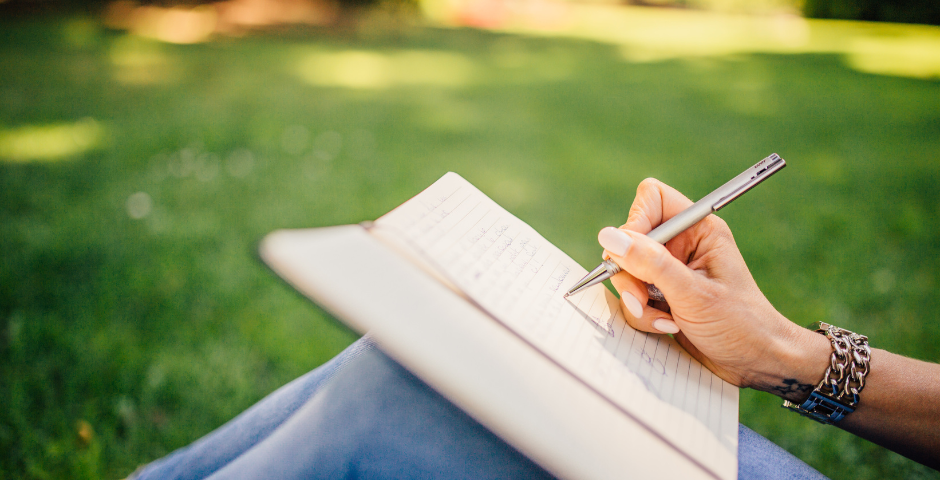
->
xmin=132 ymin=337 xmax=828 ymax=480
xmin=132 ymin=337 xmax=379 ymax=480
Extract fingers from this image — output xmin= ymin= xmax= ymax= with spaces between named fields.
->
xmin=598 ymin=227 xmax=696 ymax=293
xmin=614 ymin=178 xmax=696 ymax=334
xmin=599 ymin=227 xmax=685 ymax=335
xmin=598 ymin=226 xmax=699 ymax=323
xmin=608 ymin=267 xmax=647 ymax=315
xmin=601 ymin=179 xmax=709 ymax=335
xmin=623 ymin=178 xmax=695 ymax=235
xmin=608 ymin=270 xmax=681 ymax=334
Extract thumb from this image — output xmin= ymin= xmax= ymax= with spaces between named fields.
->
xmin=598 ymin=227 xmax=697 ymax=301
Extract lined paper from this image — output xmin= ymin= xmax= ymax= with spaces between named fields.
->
xmin=376 ymin=172 xmax=738 ymax=480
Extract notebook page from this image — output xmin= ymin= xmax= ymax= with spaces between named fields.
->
xmin=375 ymin=172 xmax=738 ymax=480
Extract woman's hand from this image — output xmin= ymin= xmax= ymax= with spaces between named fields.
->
xmin=598 ymin=178 xmax=829 ymax=396
xmin=599 ymin=178 xmax=940 ymax=468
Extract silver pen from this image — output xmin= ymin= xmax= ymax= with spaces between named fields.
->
xmin=564 ymin=153 xmax=787 ymax=299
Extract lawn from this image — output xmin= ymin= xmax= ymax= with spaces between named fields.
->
xmin=1 ymin=9 xmax=939 ymax=479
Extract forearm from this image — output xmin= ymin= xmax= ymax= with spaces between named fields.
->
xmin=602 ymin=178 xmax=940 ymax=468
xmin=751 ymin=325 xmax=940 ymax=469
xmin=838 ymin=349 xmax=940 ymax=469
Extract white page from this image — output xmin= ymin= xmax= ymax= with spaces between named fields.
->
xmin=260 ymin=225 xmax=717 ymax=480
xmin=376 ymin=172 xmax=738 ymax=480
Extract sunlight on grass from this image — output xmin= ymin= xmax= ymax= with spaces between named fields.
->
xmin=0 ymin=119 xmax=104 ymax=162
xmin=421 ymin=1 xmax=940 ymax=79
xmin=105 ymin=2 xmax=217 ymax=44
xmin=110 ymin=35 xmax=178 ymax=85
xmin=846 ymin=34 xmax=940 ymax=78
xmin=134 ymin=5 xmax=216 ymax=44
xmin=2 ymin=13 xmax=938 ymax=480
xmin=295 ymin=49 xmax=477 ymax=89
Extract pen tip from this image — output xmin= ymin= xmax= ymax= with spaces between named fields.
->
xmin=563 ymin=292 xmax=570 ymax=298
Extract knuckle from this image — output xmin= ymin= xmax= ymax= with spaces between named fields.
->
xmin=704 ymin=214 xmax=725 ymax=227
xmin=650 ymin=246 xmax=671 ymax=275
xmin=703 ymin=215 xmax=735 ymax=241
xmin=626 ymin=202 xmax=647 ymax=224
xmin=636 ymin=242 xmax=671 ymax=279
xmin=622 ymin=309 xmax=644 ymax=330
xmin=627 ymin=179 xmax=665 ymax=230
xmin=637 ymin=177 xmax=661 ymax=193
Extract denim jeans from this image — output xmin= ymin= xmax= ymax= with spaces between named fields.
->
xmin=132 ymin=337 xmax=827 ymax=480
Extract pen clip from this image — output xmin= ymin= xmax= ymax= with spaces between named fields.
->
xmin=712 ymin=154 xmax=786 ymax=211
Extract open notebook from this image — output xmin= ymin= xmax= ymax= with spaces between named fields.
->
xmin=260 ymin=172 xmax=738 ymax=480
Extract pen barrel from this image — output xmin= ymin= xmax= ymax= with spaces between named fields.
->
xmin=646 ymin=153 xmax=785 ymax=245
xmin=646 ymin=202 xmax=715 ymax=244
xmin=567 ymin=154 xmax=784 ymax=299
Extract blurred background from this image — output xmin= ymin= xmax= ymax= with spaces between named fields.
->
xmin=1 ymin=0 xmax=939 ymax=477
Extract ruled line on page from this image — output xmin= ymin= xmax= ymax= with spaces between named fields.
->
xmin=375 ymin=172 xmax=738 ymax=480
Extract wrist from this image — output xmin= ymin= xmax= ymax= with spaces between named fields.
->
xmin=747 ymin=317 xmax=832 ymax=402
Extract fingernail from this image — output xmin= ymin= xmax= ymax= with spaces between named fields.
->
xmin=598 ymin=227 xmax=632 ymax=257
xmin=652 ymin=319 xmax=680 ymax=334
xmin=621 ymin=292 xmax=644 ymax=319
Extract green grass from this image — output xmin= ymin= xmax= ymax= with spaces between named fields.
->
xmin=1 ymin=13 xmax=939 ymax=479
